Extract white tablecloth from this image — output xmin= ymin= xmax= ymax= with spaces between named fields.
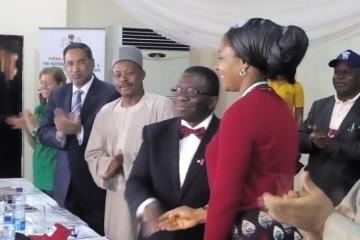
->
xmin=0 ymin=178 xmax=107 ymax=240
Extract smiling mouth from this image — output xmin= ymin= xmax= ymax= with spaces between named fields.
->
xmin=334 ymin=82 xmax=347 ymax=87
xmin=176 ymin=104 xmax=190 ymax=110
xmin=120 ymin=86 xmax=132 ymax=89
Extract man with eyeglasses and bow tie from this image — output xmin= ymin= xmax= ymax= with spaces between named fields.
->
xmin=125 ymin=66 xmax=220 ymax=240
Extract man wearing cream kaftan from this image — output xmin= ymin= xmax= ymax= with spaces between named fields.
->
xmin=85 ymin=93 xmax=176 ymax=240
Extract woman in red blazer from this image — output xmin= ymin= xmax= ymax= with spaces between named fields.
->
xmin=159 ymin=18 xmax=309 ymax=240
xmin=204 ymin=18 xmax=308 ymax=240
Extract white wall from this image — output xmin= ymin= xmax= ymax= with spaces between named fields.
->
xmin=66 ymin=0 xmax=143 ymax=81
xmin=0 ymin=0 xmax=67 ymax=180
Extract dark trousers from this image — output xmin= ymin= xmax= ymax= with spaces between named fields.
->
xmin=64 ymin=183 xmax=105 ymax=235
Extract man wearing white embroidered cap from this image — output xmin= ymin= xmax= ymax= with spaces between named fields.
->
xmin=299 ymin=49 xmax=360 ymax=206
xmin=85 ymin=45 xmax=177 ymax=240
xmin=114 ymin=45 xmax=143 ymax=68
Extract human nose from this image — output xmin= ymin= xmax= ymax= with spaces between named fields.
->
xmin=119 ymin=75 xmax=128 ymax=82
xmin=68 ymin=62 xmax=81 ymax=73
xmin=114 ymin=75 xmax=127 ymax=83
xmin=175 ymin=90 xmax=189 ymax=100
xmin=39 ymin=83 xmax=47 ymax=90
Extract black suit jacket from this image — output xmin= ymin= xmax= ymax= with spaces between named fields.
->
xmin=126 ymin=116 xmax=219 ymax=240
xmin=38 ymin=77 xmax=119 ymax=209
xmin=299 ymin=95 xmax=360 ymax=205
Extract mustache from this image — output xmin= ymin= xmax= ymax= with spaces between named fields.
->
xmin=118 ymin=84 xmax=132 ymax=88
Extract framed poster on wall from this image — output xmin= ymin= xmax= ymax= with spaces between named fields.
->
xmin=39 ymin=27 xmax=106 ymax=80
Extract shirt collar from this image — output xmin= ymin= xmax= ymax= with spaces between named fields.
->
xmin=181 ymin=113 xmax=213 ymax=130
xmin=335 ymin=91 xmax=360 ymax=103
xmin=72 ymin=75 xmax=94 ymax=95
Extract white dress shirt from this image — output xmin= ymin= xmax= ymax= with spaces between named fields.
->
xmin=329 ymin=92 xmax=360 ymax=136
xmin=72 ymin=76 xmax=94 ymax=145
xmin=179 ymin=114 xmax=213 ymax=186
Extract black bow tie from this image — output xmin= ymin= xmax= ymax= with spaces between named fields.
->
xmin=179 ymin=125 xmax=206 ymax=139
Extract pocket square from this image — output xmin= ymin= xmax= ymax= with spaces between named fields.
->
xmin=347 ymin=122 xmax=360 ymax=133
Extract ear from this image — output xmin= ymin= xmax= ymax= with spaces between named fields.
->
xmin=141 ymin=69 xmax=146 ymax=81
xmin=240 ymin=59 xmax=250 ymax=71
xmin=90 ymin=58 xmax=95 ymax=69
xmin=208 ymin=96 xmax=218 ymax=110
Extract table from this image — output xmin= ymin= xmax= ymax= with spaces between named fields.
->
xmin=0 ymin=178 xmax=107 ymax=240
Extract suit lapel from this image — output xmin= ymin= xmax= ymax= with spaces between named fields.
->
xmin=320 ymin=97 xmax=335 ymax=131
xmin=80 ymin=77 xmax=99 ymax=119
xmin=169 ymin=119 xmax=181 ymax=193
xmin=179 ymin=116 xmax=219 ymax=200
xmin=64 ymin=84 xmax=72 ymax=112
xmin=335 ymin=97 xmax=360 ymax=137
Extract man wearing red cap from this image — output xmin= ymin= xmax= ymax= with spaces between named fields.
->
xmin=299 ymin=49 xmax=360 ymax=206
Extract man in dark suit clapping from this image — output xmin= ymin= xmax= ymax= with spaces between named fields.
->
xmin=299 ymin=49 xmax=360 ymax=206
xmin=126 ymin=66 xmax=220 ymax=240
xmin=38 ymin=42 xmax=119 ymax=234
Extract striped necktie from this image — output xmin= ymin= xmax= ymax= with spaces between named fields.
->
xmin=71 ymin=89 xmax=83 ymax=115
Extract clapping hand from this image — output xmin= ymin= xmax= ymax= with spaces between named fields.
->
xmin=141 ymin=201 xmax=163 ymax=237
xmin=54 ymin=108 xmax=81 ymax=135
xmin=263 ymin=171 xmax=335 ymax=238
xmin=6 ymin=110 xmax=38 ymax=131
xmin=101 ymin=150 xmax=123 ymax=180
xmin=308 ymin=125 xmax=328 ymax=149
xmin=23 ymin=109 xmax=37 ymax=130
xmin=5 ymin=113 xmax=26 ymax=129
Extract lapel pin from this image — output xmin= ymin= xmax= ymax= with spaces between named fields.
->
xmin=196 ymin=159 xmax=205 ymax=166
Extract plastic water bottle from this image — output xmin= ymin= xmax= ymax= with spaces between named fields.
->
xmin=0 ymin=201 xmax=5 ymax=228
xmin=2 ymin=203 xmax=15 ymax=240
xmin=13 ymin=187 xmax=26 ymax=233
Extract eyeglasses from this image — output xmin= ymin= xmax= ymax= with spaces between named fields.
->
xmin=170 ymin=87 xmax=214 ymax=98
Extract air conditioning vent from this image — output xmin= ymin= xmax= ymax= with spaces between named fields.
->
xmin=122 ymin=27 xmax=190 ymax=51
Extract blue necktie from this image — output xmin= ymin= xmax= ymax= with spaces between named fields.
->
xmin=71 ymin=89 xmax=83 ymax=115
